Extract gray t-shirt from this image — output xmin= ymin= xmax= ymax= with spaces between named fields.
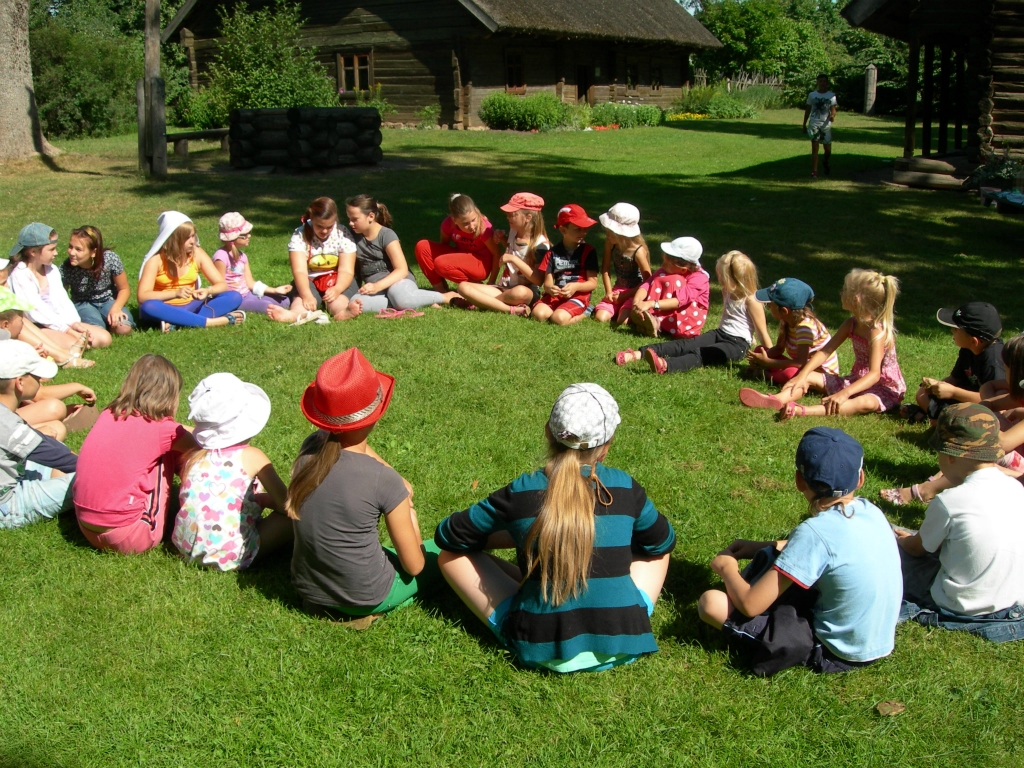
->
xmin=354 ymin=226 xmax=399 ymax=283
xmin=290 ymin=436 xmax=409 ymax=608
xmin=0 ymin=406 xmax=43 ymax=504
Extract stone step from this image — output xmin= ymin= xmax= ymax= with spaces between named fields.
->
xmin=894 ymin=157 xmax=957 ymax=174
xmin=892 ymin=170 xmax=965 ymax=190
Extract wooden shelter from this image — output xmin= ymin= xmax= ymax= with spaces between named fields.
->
xmin=842 ymin=0 xmax=1019 ymax=161
xmin=162 ymin=0 xmax=721 ymax=127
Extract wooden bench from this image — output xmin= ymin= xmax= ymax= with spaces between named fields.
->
xmin=166 ymin=128 xmax=230 ymax=159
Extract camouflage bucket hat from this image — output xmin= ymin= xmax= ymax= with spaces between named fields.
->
xmin=929 ymin=403 xmax=1004 ymax=462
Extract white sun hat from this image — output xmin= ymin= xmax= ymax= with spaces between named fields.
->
xmin=598 ymin=203 xmax=641 ymax=238
xmin=548 ymin=383 xmax=621 ymax=450
xmin=139 ymin=211 xmax=194 ymax=278
xmin=188 ymin=372 xmax=272 ymax=449
xmin=660 ymin=236 xmax=703 ymax=264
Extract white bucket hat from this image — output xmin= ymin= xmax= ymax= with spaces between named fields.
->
xmin=660 ymin=236 xmax=703 ymax=264
xmin=139 ymin=211 xmax=194 ymax=278
xmin=188 ymin=372 xmax=271 ymax=449
xmin=548 ymin=383 xmax=620 ymax=450
xmin=598 ymin=203 xmax=641 ymax=238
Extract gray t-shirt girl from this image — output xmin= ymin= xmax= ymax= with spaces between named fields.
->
xmin=353 ymin=226 xmax=399 ymax=283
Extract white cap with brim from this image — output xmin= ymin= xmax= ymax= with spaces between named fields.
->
xmin=139 ymin=211 xmax=193 ymax=278
xmin=0 ymin=339 xmax=58 ymax=380
xmin=188 ymin=372 xmax=272 ymax=449
xmin=548 ymin=383 xmax=621 ymax=450
xmin=660 ymin=237 xmax=703 ymax=264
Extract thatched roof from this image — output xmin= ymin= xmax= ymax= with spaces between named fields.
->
xmin=461 ymin=0 xmax=722 ymax=48
xmin=164 ymin=0 xmax=721 ymax=48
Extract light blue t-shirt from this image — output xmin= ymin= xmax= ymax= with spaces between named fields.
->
xmin=773 ymin=497 xmax=902 ymax=662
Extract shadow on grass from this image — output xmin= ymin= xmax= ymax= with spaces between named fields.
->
xmin=662 ymin=117 xmax=905 ymax=147
xmin=235 ymin=547 xmax=303 ymax=609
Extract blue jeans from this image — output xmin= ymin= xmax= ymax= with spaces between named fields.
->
xmin=75 ymin=299 xmax=136 ymax=330
xmin=0 ymin=462 xmax=75 ymax=529
xmin=900 ymin=601 xmax=1024 ymax=643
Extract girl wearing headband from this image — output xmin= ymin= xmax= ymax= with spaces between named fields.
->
xmin=288 ymin=348 xmax=441 ymax=627
xmin=435 ymin=383 xmax=676 ymax=673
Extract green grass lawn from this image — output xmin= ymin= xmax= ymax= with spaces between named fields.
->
xmin=1 ymin=109 xmax=1022 ymax=767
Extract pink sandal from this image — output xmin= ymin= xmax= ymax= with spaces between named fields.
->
xmin=643 ymin=348 xmax=668 ymax=375
xmin=509 ymin=304 xmax=531 ymax=318
xmin=880 ymin=485 xmax=923 ymax=506
xmin=779 ymin=401 xmax=807 ymax=421
xmin=376 ymin=308 xmax=424 ymax=319
xmin=615 ymin=349 xmax=641 ymax=366
xmin=739 ymin=388 xmax=783 ymax=409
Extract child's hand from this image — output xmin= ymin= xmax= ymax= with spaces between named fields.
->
xmin=302 ymin=295 xmax=318 ymax=312
xmin=77 ymin=386 xmax=96 ymax=405
xmin=821 ymin=389 xmax=850 ymax=415
xmin=710 ymin=552 xmax=739 ymax=577
xmin=493 ymin=229 xmax=508 ymax=246
xmin=107 ymin=308 xmax=129 ymax=327
xmin=192 ymin=288 xmax=210 ymax=301
xmin=721 ymin=539 xmax=763 ymax=560
xmin=747 ymin=349 xmax=770 ymax=366
xmin=560 ymin=283 xmax=578 ymax=297
xmin=175 ymin=286 xmax=194 ymax=300
xmin=633 ymin=300 xmax=653 ymax=313
xmin=273 ymin=284 xmax=293 ymax=295
xmin=323 ymin=285 xmax=340 ymax=303
xmin=359 ymin=282 xmax=383 ymax=296
xmin=501 ymin=250 xmax=517 ymax=265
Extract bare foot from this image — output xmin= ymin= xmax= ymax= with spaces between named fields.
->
xmin=267 ymin=304 xmax=298 ymax=324
xmin=334 ymin=299 xmax=364 ymax=321
xmin=440 ymin=291 xmax=460 ymax=305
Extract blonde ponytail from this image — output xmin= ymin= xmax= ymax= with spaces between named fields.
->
xmin=523 ymin=436 xmax=611 ymax=606
xmin=842 ymin=268 xmax=900 ymax=348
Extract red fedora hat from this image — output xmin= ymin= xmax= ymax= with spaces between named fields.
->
xmin=301 ymin=348 xmax=395 ymax=432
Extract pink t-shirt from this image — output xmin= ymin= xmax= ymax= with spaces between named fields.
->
xmin=73 ymin=410 xmax=186 ymax=528
xmin=440 ymin=216 xmax=494 ymax=259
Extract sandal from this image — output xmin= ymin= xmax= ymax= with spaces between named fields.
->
xmin=58 ymin=335 xmax=94 ymax=369
xmin=899 ymin=403 xmax=928 ymax=425
xmin=375 ymin=309 xmax=424 ymax=319
xmin=635 ymin=310 xmax=659 ymax=338
xmin=160 ymin=321 xmax=176 ymax=334
xmin=779 ymin=401 xmax=807 ymax=421
xmin=643 ymin=348 xmax=668 ymax=375
xmin=739 ymin=388 xmax=783 ymax=410
xmin=879 ymin=485 xmax=922 ymax=506
xmin=509 ymin=304 xmax=531 ymax=318
xmin=63 ymin=404 xmax=99 ymax=432
xmin=289 ymin=310 xmax=324 ymax=327
xmin=226 ymin=311 xmax=246 ymax=325
xmin=615 ymin=349 xmax=641 ymax=366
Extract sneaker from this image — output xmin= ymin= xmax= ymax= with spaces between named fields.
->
xmin=823 ymin=158 xmax=831 ymax=176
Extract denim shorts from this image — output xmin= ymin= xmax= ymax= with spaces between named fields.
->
xmin=75 ymin=299 xmax=136 ymax=330
xmin=900 ymin=600 xmax=1024 ymax=643
xmin=0 ymin=463 xmax=75 ymax=529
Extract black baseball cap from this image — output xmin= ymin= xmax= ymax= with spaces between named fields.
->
xmin=936 ymin=302 xmax=1002 ymax=342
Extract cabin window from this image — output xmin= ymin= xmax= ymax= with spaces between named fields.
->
xmin=651 ymin=67 xmax=663 ymax=91
xmin=337 ymin=53 xmax=372 ymax=93
xmin=626 ymin=63 xmax=640 ymax=91
xmin=506 ymin=52 xmax=525 ymax=94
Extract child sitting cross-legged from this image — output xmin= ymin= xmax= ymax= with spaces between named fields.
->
xmin=630 ymin=237 xmax=710 ymax=339
xmin=289 ymin=348 xmax=441 ymax=628
xmin=698 ymin=427 xmax=901 ymax=676
xmin=74 ymin=354 xmax=196 ymax=553
xmin=594 ymin=203 xmax=652 ymax=325
xmin=212 ymin=213 xmax=294 ymax=320
xmin=895 ymin=404 xmax=1024 ymax=642
xmin=0 ymin=283 xmax=93 ymax=369
xmin=743 ymin=277 xmax=839 ymax=385
xmin=532 ymin=204 xmax=600 ymax=326
xmin=435 ymin=384 xmax=676 ymax=673
xmin=171 ymin=373 xmax=293 ymax=570
xmin=61 ymin=225 xmax=134 ymax=336
xmin=0 ymin=340 xmax=77 ymax=530
xmin=901 ymin=302 xmax=1005 ymax=426
xmin=740 ymin=269 xmax=906 ymax=420
xmin=616 ymin=250 xmax=771 ymax=374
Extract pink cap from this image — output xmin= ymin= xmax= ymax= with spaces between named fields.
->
xmin=499 ymin=192 xmax=545 ymax=213
xmin=218 ymin=212 xmax=253 ymax=242
xmin=555 ymin=203 xmax=597 ymax=229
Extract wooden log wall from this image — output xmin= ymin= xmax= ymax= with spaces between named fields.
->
xmin=229 ymin=107 xmax=382 ymax=169
xmin=988 ymin=0 xmax=1024 ymax=158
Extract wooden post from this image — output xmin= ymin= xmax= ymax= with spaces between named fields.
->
xmin=954 ymin=49 xmax=965 ymax=150
xmin=904 ymin=40 xmax=919 ymax=158
xmin=141 ymin=0 xmax=165 ymax=178
xmin=938 ymin=47 xmax=950 ymax=154
xmin=922 ymin=43 xmax=934 ymax=157
xmin=137 ymin=78 xmax=148 ymax=173
xmin=864 ymin=64 xmax=877 ymax=116
xmin=150 ymin=77 xmax=167 ymax=177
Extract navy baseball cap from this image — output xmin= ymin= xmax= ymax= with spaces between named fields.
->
xmin=755 ymin=277 xmax=814 ymax=310
xmin=936 ymin=302 xmax=1002 ymax=342
xmin=795 ymin=427 xmax=864 ymax=498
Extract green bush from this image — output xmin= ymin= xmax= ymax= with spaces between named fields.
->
xmin=674 ymin=85 xmax=718 ymax=115
xmin=733 ymin=85 xmax=785 ymax=110
xmin=706 ymin=92 xmax=758 ymax=119
xmin=352 ymin=84 xmax=396 ymax=122
xmin=183 ymin=87 xmax=230 ymax=130
xmin=415 ymin=104 xmax=441 ymax=129
xmin=590 ymin=102 xmax=662 ymax=128
xmin=201 ymin=0 xmax=338 ymax=126
xmin=29 ymin=22 xmax=142 ymax=138
xmin=478 ymin=92 xmax=571 ymax=131
xmin=672 ymin=83 xmax=759 ymax=120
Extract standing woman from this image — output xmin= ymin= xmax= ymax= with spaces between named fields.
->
xmin=268 ymin=197 xmax=362 ymax=324
xmin=137 ymin=211 xmax=245 ymax=331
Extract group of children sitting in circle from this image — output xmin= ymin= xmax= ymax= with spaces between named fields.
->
xmin=1 ymin=192 xmax=1023 ymax=676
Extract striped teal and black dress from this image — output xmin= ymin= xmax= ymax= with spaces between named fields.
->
xmin=434 ymin=463 xmax=676 ymax=673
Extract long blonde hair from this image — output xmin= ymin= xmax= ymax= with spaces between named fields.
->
xmin=159 ymin=222 xmax=197 ymax=279
xmin=842 ymin=268 xmax=899 ymax=347
xmin=516 ymin=209 xmax=548 ymax=265
xmin=523 ymin=431 xmax=612 ymax=606
xmin=716 ymin=250 xmax=758 ymax=299
xmin=285 ymin=431 xmax=342 ymax=520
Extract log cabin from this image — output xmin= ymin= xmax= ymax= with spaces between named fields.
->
xmin=162 ymin=0 xmax=722 ymax=127
xmin=842 ymin=0 xmax=1019 ymax=161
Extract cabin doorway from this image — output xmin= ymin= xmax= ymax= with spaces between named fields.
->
xmin=576 ymin=65 xmax=593 ymax=105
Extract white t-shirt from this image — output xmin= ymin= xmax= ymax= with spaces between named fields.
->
xmin=716 ymin=290 xmax=753 ymax=344
xmin=806 ymin=90 xmax=837 ymax=128
xmin=920 ymin=467 xmax=1024 ymax=616
xmin=286 ymin=224 xmax=356 ymax=278
xmin=496 ymin=229 xmax=550 ymax=290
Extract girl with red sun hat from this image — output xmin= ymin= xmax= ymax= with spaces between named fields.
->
xmin=287 ymin=348 xmax=441 ymax=627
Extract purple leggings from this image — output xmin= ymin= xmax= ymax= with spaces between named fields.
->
xmin=239 ymin=292 xmax=290 ymax=314
xmin=139 ymin=292 xmax=243 ymax=328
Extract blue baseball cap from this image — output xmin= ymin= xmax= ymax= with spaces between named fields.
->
xmin=9 ymin=223 xmax=57 ymax=258
xmin=755 ymin=277 xmax=814 ymax=310
xmin=795 ymin=427 xmax=864 ymax=498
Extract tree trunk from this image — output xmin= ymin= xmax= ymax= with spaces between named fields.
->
xmin=0 ymin=0 xmax=60 ymax=161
